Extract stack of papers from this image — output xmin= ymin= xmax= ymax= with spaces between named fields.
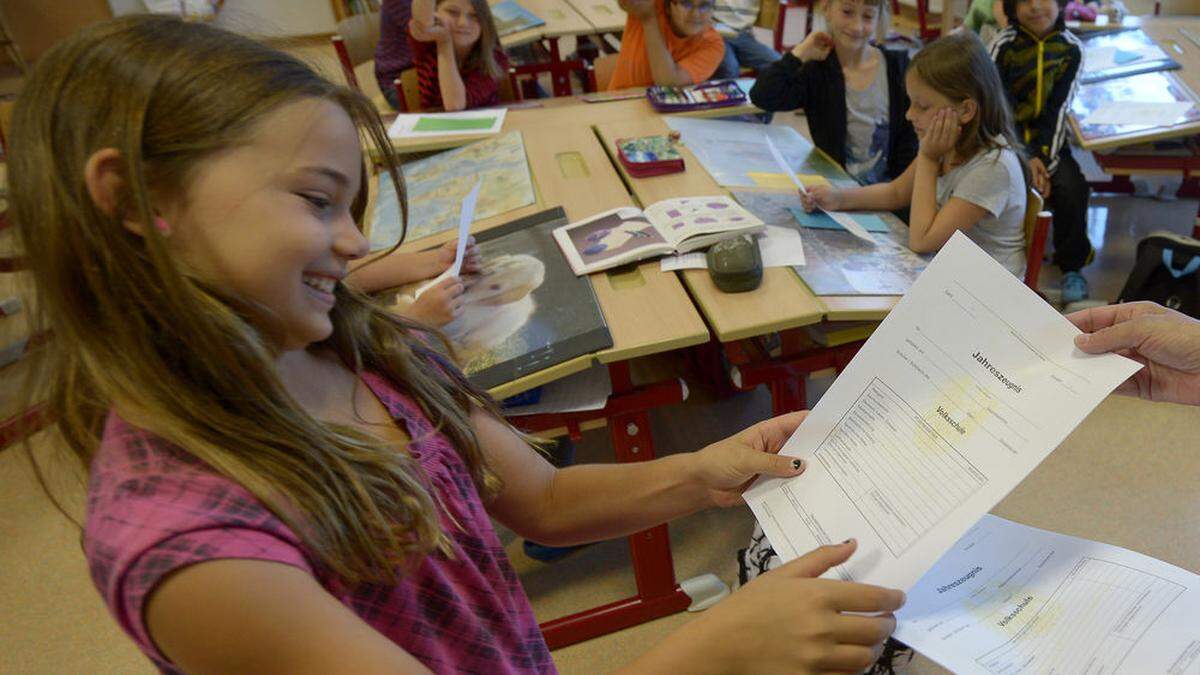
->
xmin=743 ymin=232 xmax=1194 ymax=672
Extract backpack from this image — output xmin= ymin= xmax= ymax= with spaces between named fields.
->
xmin=1117 ymin=231 xmax=1200 ymax=318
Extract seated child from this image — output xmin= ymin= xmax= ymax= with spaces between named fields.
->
xmin=710 ymin=0 xmax=781 ymax=79
xmin=802 ymin=31 xmax=1028 ymax=275
xmin=990 ymin=0 xmax=1093 ymax=303
xmin=608 ymin=0 xmax=726 ymax=89
xmin=750 ymin=0 xmax=918 ymax=185
xmin=409 ymin=0 xmax=509 ymax=110
xmin=375 ymin=0 xmax=414 ymax=109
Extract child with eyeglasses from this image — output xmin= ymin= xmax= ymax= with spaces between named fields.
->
xmin=608 ymin=0 xmax=726 ymax=89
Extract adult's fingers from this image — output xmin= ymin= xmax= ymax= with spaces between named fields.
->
xmin=1074 ymin=317 xmax=1154 ymax=355
xmin=831 ymin=613 xmax=897 ymax=645
xmin=1067 ymin=302 xmax=1163 ymax=334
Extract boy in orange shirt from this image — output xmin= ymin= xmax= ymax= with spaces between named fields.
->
xmin=608 ymin=0 xmax=725 ymax=90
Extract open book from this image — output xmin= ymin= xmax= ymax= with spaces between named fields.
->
xmin=553 ymin=197 xmax=765 ymax=275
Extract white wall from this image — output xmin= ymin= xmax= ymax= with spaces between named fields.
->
xmin=214 ymin=0 xmax=337 ymax=37
xmin=108 ymin=0 xmax=338 ymax=37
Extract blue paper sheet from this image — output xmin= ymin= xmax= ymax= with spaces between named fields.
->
xmin=786 ymin=207 xmax=890 ymax=233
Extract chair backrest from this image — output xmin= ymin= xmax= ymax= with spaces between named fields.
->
xmin=592 ymin=53 xmax=620 ymax=91
xmin=398 ymin=68 xmax=422 ymax=112
xmin=1022 ymin=188 xmax=1051 ymax=293
xmin=331 ymin=12 xmax=382 ymax=90
xmin=337 ymin=13 xmax=383 ymax=66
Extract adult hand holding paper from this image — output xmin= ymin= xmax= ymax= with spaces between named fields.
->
xmin=745 ymin=232 xmax=1141 ymax=592
xmin=763 ymin=134 xmax=875 ymax=245
xmin=415 ymin=178 xmax=483 ymax=299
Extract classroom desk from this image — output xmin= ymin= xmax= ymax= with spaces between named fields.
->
xmin=498 ymin=0 xmax=598 ymax=95
xmin=1070 ymin=16 xmax=1200 ymax=151
xmin=506 ymin=122 xmax=712 ymax=649
xmin=564 ymin=0 xmax=625 ymax=34
xmin=1071 ymin=16 xmax=1200 ymax=237
xmin=384 ymin=90 xmax=763 ymax=155
xmin=595 ymin=116 xmax=896 ymax=414
xmin=595 ymin=116 xmax=825 ymax=341
xmin=496 ymin=0 xmax=594 ymax=48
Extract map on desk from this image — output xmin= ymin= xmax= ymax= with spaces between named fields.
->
xmin=664 ymin=117 xmax=858 ymax=189
xmin=730 ymin=189 xmax=929 ymax=296
xmin=1071 ymin=71 xmax=1200 ymax=143
xmin=370 ymin=131 xmax=536 ymax=250
xmin=492 ymin=0 xmax=545 ymax=37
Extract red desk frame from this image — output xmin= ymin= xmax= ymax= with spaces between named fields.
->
xmin=1090 ymin=152 xmax=1200 ymax=239
xmin=510 ymin=37 xmax=591 ymax=99
xmin=507 ymin=359 xmax=692 ymax=649
xmin=689 ymin=330 xmax=868 ymax=417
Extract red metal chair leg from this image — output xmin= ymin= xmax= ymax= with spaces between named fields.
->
xmin=523 ymin=361 xmax=693 ymax=649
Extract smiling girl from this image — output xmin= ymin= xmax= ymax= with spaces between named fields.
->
xmin=410 ymin=0 xmax=508 ymax=110
xmin=750 ymin=0 xmax=917 ymax=184
xmin=13 ymin=15 xmax=906 ymax=674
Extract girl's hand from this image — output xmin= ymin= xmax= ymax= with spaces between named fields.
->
xmin=802 ymin=184 xmax=841 ymax=212
xmin=404 ymin=277 xmax=465 ymax=327
xmin=790 ymin=30 xmax=834 ymax=62
xmin=918 ymin=107 xmax=962 ymax=161
xmin=409 ymin=18 xmax=451 ymax=45
xmin=659 ymin=541 xmax=905 ymax=673
xmin=1029 ymin=157 xmax=1052 ymax=198
xmin=437 ymin=236 xmax=482 ymax=274
xmin=690 ymin=411 xmax=808 ymax=508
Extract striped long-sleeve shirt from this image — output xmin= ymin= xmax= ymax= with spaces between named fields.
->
xmin=989 ymin=24 xmax=1083 ymax=173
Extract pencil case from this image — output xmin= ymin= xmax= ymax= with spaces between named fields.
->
xmin=615 ymin=135 xmax=685 ymax=177
xmin=645 ymin=80 xmax=746 ymax=113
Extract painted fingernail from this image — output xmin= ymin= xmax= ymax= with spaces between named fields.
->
xmin=842 ymin=538 xmax=856 ymax=544
xmin=792 ymin=458 xmax=804 ymax=471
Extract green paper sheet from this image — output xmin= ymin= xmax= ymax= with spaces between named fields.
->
xmin=413 ymin=116 xmax=499 ymax=132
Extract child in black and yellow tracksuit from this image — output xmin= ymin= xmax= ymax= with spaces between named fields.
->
xmin=990 ymin=0 xmax=1094 ymax=303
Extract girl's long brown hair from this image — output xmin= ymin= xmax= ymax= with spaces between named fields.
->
xmin=12 ymin=15 xmax=504 ymax=585
xmin=441 ymin=0 xmax=506 ymax=81
xmin=908 ymin=29 xmax=1030 ymax=185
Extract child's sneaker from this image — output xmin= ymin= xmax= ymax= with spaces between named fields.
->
xmin=1061 ymin=271 xmax=1089 ymax=305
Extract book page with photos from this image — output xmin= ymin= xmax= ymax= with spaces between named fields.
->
xmin=643 ymin=196 xmax=763 ymax=248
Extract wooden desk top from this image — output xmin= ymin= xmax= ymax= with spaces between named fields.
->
xmin=384 ymin=90 xmax=761 ymax=155
xmin=494 ymin=0 xmax=594 ymax=47
xmin=595 ymin=116 xmax=829 ymax=342
xmin=1070 ymin=15 xmax=1200 ymax=151
xmin=563 ymin=0 xmax=625 ymax=33
xmin=519 ymin=122 xmax=709 ymax=368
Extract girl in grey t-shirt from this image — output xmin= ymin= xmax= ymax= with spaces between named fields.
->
xmin=799 ymin=31 xmax=1029 ymax=278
